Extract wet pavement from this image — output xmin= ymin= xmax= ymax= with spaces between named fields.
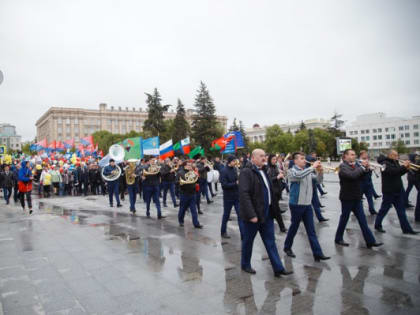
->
xmin=1 ymin=174 xmax=420 ymax=315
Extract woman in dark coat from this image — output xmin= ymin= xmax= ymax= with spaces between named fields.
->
xmin=266 ymin=154 xmax=287 ymax=233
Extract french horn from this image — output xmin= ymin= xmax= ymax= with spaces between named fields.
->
xmin=180 ymin=170 xmax=198 ymax=185
xmin=143 ymin=163 xmax=161 ymax=176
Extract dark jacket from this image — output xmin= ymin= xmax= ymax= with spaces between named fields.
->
xmin=338 ymin=161 xmax=367 ymax=201
xmin=378 ymin=157 xmax=408 ymax=194
xmin=178 ymin=167 xmax=196 ymax=195
xmin=239 ymin=164 xmax=275 ymax=223
xmin=142 ymin=165 xmax=160 ymax=186
xmin=220 ymin=166 xmax=239 ymax=200
xmin=214 ymin=161 xmax=224 ymax=172
xmin=160 ymin=164 xmax=176 ymax=182
xmin=0 ymin=170 xmax=14 ymax=188
xmin=266 ymin=164 xmax=284 ymax=197
xmin=77 ymin=166 xmax=89 ymax=184
xmin=197 ymin=162 xmax=210 ymax=180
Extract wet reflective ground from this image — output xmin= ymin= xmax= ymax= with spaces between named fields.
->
xmin=1 ymin=175 xmax=420 ymax=315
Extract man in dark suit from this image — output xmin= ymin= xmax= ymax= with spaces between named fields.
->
xmin=375 ymin=150 xmax=418 ymax=234
xmin=239 ymin=149 xmax=292 ymax=278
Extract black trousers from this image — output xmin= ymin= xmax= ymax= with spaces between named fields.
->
xmin=19 ymin=191 xmax=32 ymax=209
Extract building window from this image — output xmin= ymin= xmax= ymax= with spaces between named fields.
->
xmin=373 ymin=129 xmax=377 ymax=133
xmin=391 ymin=134 xmax=395 ymax=139
xmin=66 ymin=118 xmax=70 ymax=124
xmin=354 ymin=130 xmax=358 ymax=135
xmin=414 ymin=132 xmax=419 ymax=137
xmin=373 ymin=142 xmax=377 ymax=147
xmin=386 ymin=142 xmax=391 ymax=146
xmin=58 ymin=118 xmax=62 ymax=124
xmin=365 ymin=129 xmax=370 ymax=134
xmin=405 ymin=140 xmax=410 ymax=145
xmin=373 ymin=135 xmax=377 ymax=140
xmin=366 ymin=136 xmax=370 ymax=141
xmin=400 ymin=134 xmax=404 ymax=138
xmin=378 ymin=142 xmax=382 ymax=147
xmin=385 ymin=127 xmax=389 ymax=132
xmin=361 ymin=130 xmax=365 ymax=134
xmin=378 ymin=135 xmax=382 ymax=140
xmin=405 ymin=125 xmax=409 ymax=130
xmin=414 ymin=139 xmax=419 ymax=145
xmin=57 ymin=127 xmax=62 ymax=133
xmin=399 ymin=126 xmax=404 ymax=131
xmin=414 ymin=124 xmax=419 ymax=130
xmin=405 ymin=133 xmax=410 ymax=138
xmin=378 ymin=128 xmax=382 ymax=132
xmin=349 ymin=131 xmax=353 ymax=135
xmin=361 ymin=136 xmax=365 ymax=141
xmin=74 ymin=118 xmax=79 ymax=124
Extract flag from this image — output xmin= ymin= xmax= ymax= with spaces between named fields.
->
xmin=64 ymin=139 xmax=74 ymax=149
xmin=80 ymin=135 xmax=93 ymax=146
xmin=48 ymin=140 xmax=57 ymax=151
xmin=142 ymin=137 xmax=160 ymax=156
xmin=210 ymin=135 xmax=233 ymax=152
xmin=29 ymin=144 xmax=38 ymax=151
xmin=36 ymin=138 xmax=47 ymax=150
xmin=120 ymin=137 xmax=143 ymax=160
xmin=173 ymin=142 xmax=182 ymax=155
xmin=230 ymin=131 xmax=245 ymax=148
xmin=180 ymin=137 xmax=191 ymax=155
xmin=77 ymin=144 xmax=85 ymax=157
xmin=222 ymin=132 xmax=239 ymax=154
xmin=159 ymin=140 xmax=174 ymax=160
xmin=56 ymin=141 xmax=65 ymax=152
xmin=188 ymin=146 xmax=204 ymax=159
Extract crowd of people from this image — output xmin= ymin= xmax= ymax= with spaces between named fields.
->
xmin=0 ymin=148 xmax=419 ymax=278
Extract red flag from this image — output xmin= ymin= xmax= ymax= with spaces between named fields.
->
xmin=210 ymin=135 xmax=234 ymax=151
xmin=48 ymin=140 xmax=56 ymax=150
xmin=80 ymin=135 xmax=93 ymax=146
xmin=56 ymin=141 xmax=65 ymax=151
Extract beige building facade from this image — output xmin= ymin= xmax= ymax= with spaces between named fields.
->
xmin=36 ymin=103 xmax=228 ymax=144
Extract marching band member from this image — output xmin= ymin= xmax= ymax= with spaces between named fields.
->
xmin=358 ymin=150 xmax=377 ymax=215
xmin=142 ymin=158 xmax=165 ymax=219
xmin=197 ymin=157 xmax=213 ymax=204
xmin=103 ymin=159 xmax=122 ymax=208
xmin=160 ymin=158 xmax=179 ymax=208
xmin=284 ymin=152 xmax=330 ymax=261
xmin=125 ymin=160 xmax=138 ymax=214
xmin=178 ymin=160 xmax=203 ymax=228
xmin=335 ymin=149 xmax=383 ymax=248
xmin=220 ymin=155 xmax=243 ymax=239
xmin=374 ymin=150 xmax=418 ymax=234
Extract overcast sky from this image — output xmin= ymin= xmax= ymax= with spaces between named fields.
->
xmin=1 ymin=0 xmax=419 ymax=141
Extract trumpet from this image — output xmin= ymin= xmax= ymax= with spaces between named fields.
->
xmin=398 ymin=159 xmax=420 ymax=171
xmin=305 ymin=160 xmax=338 ymax=173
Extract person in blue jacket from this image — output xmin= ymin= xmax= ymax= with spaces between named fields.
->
xmin=103 ymin=159 xmax=122 ymax=208
xmin=18 ymin=160 xmax=33 ymax=213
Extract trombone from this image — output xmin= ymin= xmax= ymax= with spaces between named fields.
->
xmin=398 ymin=159 xmax=420 ymax=171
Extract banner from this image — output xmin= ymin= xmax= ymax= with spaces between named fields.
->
xmin=180 ymin=137 xmax=191 ymax=154
xmin=142 ymin=137 xmax=160 ymax=156
xmin=120 ymin=137 xmax=143 ymax=160
xmin=188 ymin=146 xmax=204 ymax=158
xmin=336 ymin=138 xmax=352 ymax=155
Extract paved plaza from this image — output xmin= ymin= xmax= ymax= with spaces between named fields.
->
xmin=1 ymin=174 xmax=420 ymax=315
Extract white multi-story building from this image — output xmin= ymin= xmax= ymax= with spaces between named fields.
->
xmin=0 ymin=123 xmax=22 ymax=151
xmin=246 ymin=118 xmax=330 ymax=143
xmin=345 ymin=113 xmax=420 ymax=154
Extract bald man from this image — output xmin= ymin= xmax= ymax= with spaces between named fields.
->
xmin=239 ymin=149 xmax=292 ymax=278
xmin=375 ymin=150 xmax=418 ymax=234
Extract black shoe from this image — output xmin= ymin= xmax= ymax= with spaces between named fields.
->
xmin=163 ymin=204 xmax=168 ymax=208
xmin=158 ymin=215 xmax=167 ymax=220
xmin=374 ymin=195 xmax=382 ymax=200
xmin=274 ymin=269 xmax=293 ymax=277
xmin=321 ymin=192 xmax=328 ymax=196
xmin=110 ymin=204 xmax=113 ymax=208
xmin=375 ymin=227 xmax=386 ymax=233
xmin=319 ymin=218 xmax=329 ymax=222
xmin=198 ymin=210 xmax=203 ymax=214
xmin=320 ymin=205 xmax=326 ymax=208
xmin=403 ymin=230 xmax=419 ymax=235
xmin=314 ymin=255 xmax=330 ymax=262
xmin=406 ymin=204 xmax=414 ymax=208
xmin=179 ymin=223 xmax=184 ymax=227
xmin=29 ymin=209 xmax=33 ymax=215
xmin=146 ymin=213 xmax=150 ymax=218
xmin=335 ymin=240 xmax=349 ymax=246
xmin=221 ymin=233 xmax=231 ymax=239
xmin=194 ymin=224 xmax=203 ymax=229
xmin=242 ymin=267 xmax=256 ymax=274
xmin=174 ymin=204 xmax=179 ymax=207
xmin=370 ymin=211 xmax=378 ymax=215
xmin=284 ymin=249 xmax=296 ymax=258
xmin=280 ymin=210 xmax=287 ymax=214
xmin=117 ymin=204 xmax=122 ymax=208
xmin=280 ymin=228 xmax=288 ymax=233
xmin=367 ymin=242 xmax=383 ymax=249
xmin=207 ymin=200 xmax=214 ymax=204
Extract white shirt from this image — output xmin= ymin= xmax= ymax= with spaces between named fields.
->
xmin=259 ymin=169 xmax=271 ymax=205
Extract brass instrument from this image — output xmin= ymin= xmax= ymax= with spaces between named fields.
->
xmin=305 ymin=159 xmax=338 ymax=173
xmin=125 ymin=160 xmax=137 ymax=185
xmin=101 ymin=165 xmax=122 ymax=181
xmin=143 ymin=163 xmax=161 ymax=176
xmin=180 ymin=170 xmax=198 ymax=185
xmin=101 ymin=144 xmax=124 ymax=181
xmin=398 ymin=159 xmax=420 ymax=171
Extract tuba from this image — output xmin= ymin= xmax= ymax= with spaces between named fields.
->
xmin=180 ymin=170 xmax=198 ymax=186
xmin=101 ymin=144 xmax=124 ymax=181
xmin=143 ymin=163 xmax=161 ymax=176
xmin=125 ymin=159 xmax=138 ymax=185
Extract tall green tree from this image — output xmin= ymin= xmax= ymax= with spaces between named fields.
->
xmin=229 ymin=118 xmax=240 ymax=132
xmin=299 ymin=121 xmax=306 ymax=131
xmin=172 ymin=99 xmax=190 ymax=143
xmin=143 ymin=88 xmax=170 ymax=137
xmin=191 ymin=81 xmax=222 ymax=153
xmin=239 ymin=120 xmax=249 ymax=151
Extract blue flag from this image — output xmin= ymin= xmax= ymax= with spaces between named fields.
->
xmin=142 ymin=137 xmax=160 ymax=156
